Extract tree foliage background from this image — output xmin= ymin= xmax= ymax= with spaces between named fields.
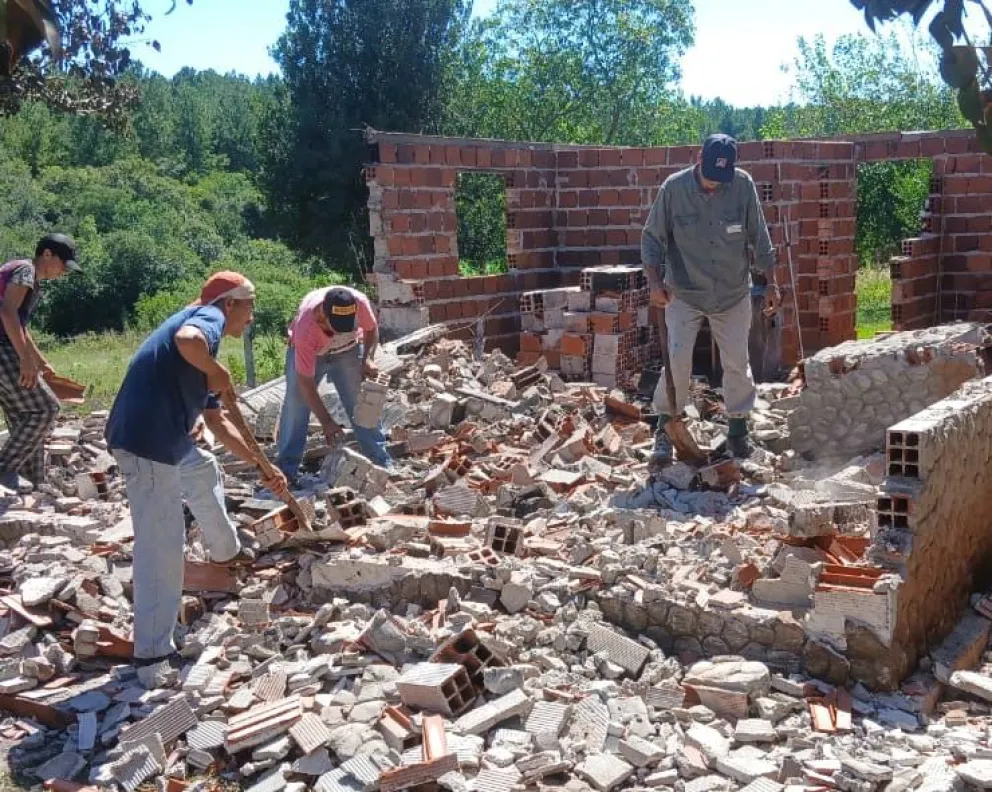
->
xmin=0 ymin=0 xmax=971 ymax=342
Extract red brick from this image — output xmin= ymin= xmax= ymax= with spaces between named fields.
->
xmin=862 ymin=141 xmax=890 ymax=161
xmin=668 ymin=145 xmax=696 ymax=165
xmin=588 ymin=209 xmax=609 ymax=225
xmin=600 ymin=190 xmax=619 ymax=207
xmin=560 ymin=333 xmax=590 ymax=356
xmin=748 ymin=162 xmax=778 ymax=182
xmin=407 ymin=214 xmax=426 ymax=233
xmin=399 ymin=260 xmax=428 ymax=280
xmin=425 ymin=258 xmax=444 ymax=278
xmin=620 ymin=148 xmax=645 ymax=167
xmin=564 ymin=170 xmax=588 ymax=188
xmin=738 ymin=141 xmax=762 ymax=161
xmin=635 ymin=167 xmax=660 ymax=185
xmin=945 ymin=134 xmax=971 ymax=154
xmin=577 ymin=190 xmax=598 ymax=207
xmin=618 ymin=189 xmax=640 ymax=207
xmin=436 ymin=280 xmax=455 ymax=300
xmin=952 ymin=234 xmax=980 ymax=253
xmin=894 ymin=140 xmax=921 ymax=159
xmin=429 ymin=303 xmax=448 ymax=323
xmin=578 ymin=149 xmax=599 ymax=167
xmin=585 ymin=170 xmax=607 ymax=188
xmin=520 ymin=333 xmax=542 ymax=353
xmin=966 ymin=253 xmax=992 ymax=272
xmin=379 ymin=143 xmax=398 ymax=163
xmin=599 ymin=149 xmax=622 ymax=167
xmin=607 ymin=169 xmax=630 ymax=187
xmin=644 ymin=148 xmax=667 ymax=166
xmin=534 ymin=150 xmax=555 ymax=168
xmin=609 ymin=209 xmax=630 ymax=225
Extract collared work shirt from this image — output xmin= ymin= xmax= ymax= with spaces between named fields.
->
xmin=641 ymin=166 xmax=776 ymax=315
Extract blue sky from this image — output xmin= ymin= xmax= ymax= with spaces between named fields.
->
xmin=138 ymin=0 xmax=900 ymax=107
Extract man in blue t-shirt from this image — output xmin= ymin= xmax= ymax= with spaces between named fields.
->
xmin=106 ymin=271 xmax=287 ymax=665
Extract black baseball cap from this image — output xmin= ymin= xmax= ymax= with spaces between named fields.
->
xmin=322 ymin=287 xmax=358 ymax=332
xmin=36 ymin=233 xmax=80 ymax=272
xmin=700 ymin=134 xmax=738 ymax=184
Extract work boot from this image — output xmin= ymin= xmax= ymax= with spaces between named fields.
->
xmin=726 ymin=417 xmax=752 ymax=459
xmin=648 ymin=417 xmax=674 ymax=473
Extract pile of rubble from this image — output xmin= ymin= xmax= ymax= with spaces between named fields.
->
xmin=4 ymin=326 xmax=992 ymax=792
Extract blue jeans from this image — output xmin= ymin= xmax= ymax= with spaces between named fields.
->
xmin=275 ymin=345 xmax=392 ymax=479
xmin=112 ymin=446 xmax=240 ymax=659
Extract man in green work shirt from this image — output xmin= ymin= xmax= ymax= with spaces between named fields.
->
xmin=642 ymin=134 xmax=780 ymax=466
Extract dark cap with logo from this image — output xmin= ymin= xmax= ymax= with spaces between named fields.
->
xmin=322 ymin=287 xmax=358 ymax=333
xmin=700 ymin=134 xmax=738 ymax=184
xmin=36 ymin=233 xmax=80 ymax=272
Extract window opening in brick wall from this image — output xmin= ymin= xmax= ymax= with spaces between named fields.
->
xmin=455 ymin=172 xmax=507 ymax=277
xmin=855 ymin=159 xmax=932 ymax=338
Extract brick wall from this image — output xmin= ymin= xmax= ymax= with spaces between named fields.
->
xmin=858 ymin=130 xmax=992 ymax=331
xmin=367 ymin=128 xmax=992 ymax=370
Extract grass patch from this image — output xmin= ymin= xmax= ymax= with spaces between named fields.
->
xmin=37 ymin=330 xmax=286 ymax=413
xmin=856 ymin=267 xmax=892 ymax=339
xmin=458 ymin=258 xmax=508 ymax=277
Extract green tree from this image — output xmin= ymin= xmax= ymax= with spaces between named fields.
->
xmin=761 ymin=30 xmax=963 ymax=137
xmin=263 ymin=0 xmax=470 ymax=272
xmin=444 ymin=0 xmax=694 ymax=145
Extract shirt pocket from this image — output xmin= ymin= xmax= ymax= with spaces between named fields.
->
xmin=722 ymin=212 xmax=745 ymax=238
xmin=671 ymin=212 xmax=699 ymax=246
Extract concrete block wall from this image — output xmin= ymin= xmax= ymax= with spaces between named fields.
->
xmin=366 ymin=132 xmax=859 ymax=365
xmin=865 ymin=375 xmax=992 ymax=685
xmin=788 ymin=323 xmax=986 ymax=460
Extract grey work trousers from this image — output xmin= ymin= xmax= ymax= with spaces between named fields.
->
xmin=652 ymin=295 xmax=757 ymax=418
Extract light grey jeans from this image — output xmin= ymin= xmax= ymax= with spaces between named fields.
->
xmin=653 ymin=295 xmax=756 ymax=418
xmin=112 ymin=445 xmax=241 ymax=659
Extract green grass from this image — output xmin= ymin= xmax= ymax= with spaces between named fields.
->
xmin=37 ymin=330 xmax=286 ymax=412
xmin=856 ymin=266 xmax=893 ymax=339
xmin=458 ymin=258 xmax=508 ymax=277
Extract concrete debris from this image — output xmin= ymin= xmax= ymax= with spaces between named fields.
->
xmin=3 ymin=324 xmax=992 ymax=791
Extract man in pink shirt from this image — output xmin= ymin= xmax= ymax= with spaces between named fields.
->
xmin=275 ymin=286 xmax=392 ymax=480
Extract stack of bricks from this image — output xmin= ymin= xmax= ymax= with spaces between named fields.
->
xmin=518 ymin=286 xmax=584 ymax=369
xmin=558 ymin=266 xmax=651 ymax=387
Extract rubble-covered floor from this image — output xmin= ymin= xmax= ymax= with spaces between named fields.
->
xmin=2 ymin=332 xmax=992 ymax=792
